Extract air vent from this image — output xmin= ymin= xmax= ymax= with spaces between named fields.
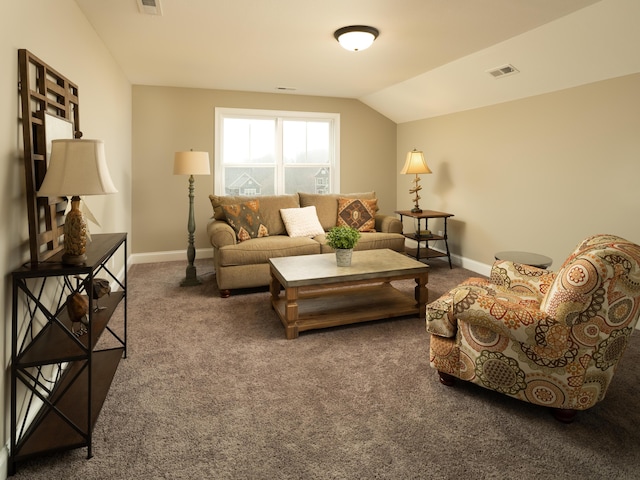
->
xmin=137 ymin=0 xmax=163 ymax=16
xmin=486 ymin=64 xmax=519 ymax=79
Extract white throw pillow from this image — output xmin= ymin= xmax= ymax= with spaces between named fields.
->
xmin=280 ymin=206 xmax=325 ymax=238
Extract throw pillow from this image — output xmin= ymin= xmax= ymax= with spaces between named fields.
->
xmin=280 ymin=206 xmax=325 ymax=238
xmin=222 ymin=200 xmax=269 ymax=242
xmin=299 ymin=192 xmax=377 ymax=230
xmin=337 ymin=198 xmax=377 ymax=232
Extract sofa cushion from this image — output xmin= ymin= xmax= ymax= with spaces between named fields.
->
xmin=337 ymin=198 xmax=377 ymax=232
xmin=299 ymin=192 xmax=377 ymax=231
xmin=222 ymin=200 xmax=269 ymax=242
xmin=315 ymin=231 xmax=406 ymax=253
xmin=217 ymin=235 xmax=320 ymax=267
xmin=280 ymin=206 xmax=325 ymax=238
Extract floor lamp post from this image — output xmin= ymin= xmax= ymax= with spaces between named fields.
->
xmin=174 ymin=150 xmax=211 ymax=286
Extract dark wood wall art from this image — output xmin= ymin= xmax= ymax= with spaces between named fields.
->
xmin=18 ymin=49 xmax=81 ymax=265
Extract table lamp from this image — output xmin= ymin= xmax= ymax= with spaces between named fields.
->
xmin=173 ymin=150 xmax=211 ymax=286
xmin=37 ymin=139 xmax=117 ymax=265
xmin=400 ymin=149 xmax=432 ymax=213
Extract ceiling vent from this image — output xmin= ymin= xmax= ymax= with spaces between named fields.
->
xmin=137 ymin=0 xmax=163 ymax=16
xmin=486 ymin=64 xmax=519 ymax=79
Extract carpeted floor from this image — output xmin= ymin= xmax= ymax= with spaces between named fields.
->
xmin=11 ymin=258 xmax=640 ymax=479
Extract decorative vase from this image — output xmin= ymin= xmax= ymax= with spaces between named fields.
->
xmin=335 ymin=248 xmax=353 ymax=267
xmin=62 ymin=196 xmax=88 ymax=265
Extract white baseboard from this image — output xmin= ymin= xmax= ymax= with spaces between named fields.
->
xmin=129 ymin=248 xmax=213 ymax=265
xmin=404 ymin=239 xmax=492 ymax=277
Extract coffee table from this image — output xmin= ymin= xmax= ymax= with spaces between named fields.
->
xmin=269 ymin=249 xmax=429 ymax=339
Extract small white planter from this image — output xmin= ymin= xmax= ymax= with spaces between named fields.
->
xmin=335 ymin=248 xmax=353 ymax=267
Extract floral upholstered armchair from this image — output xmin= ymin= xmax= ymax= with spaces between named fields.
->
xmin=426 ymin=234 xmax=640 ymax=422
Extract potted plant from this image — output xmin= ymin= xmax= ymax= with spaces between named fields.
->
xmin=326 ymin=225 xmax=361 ymax=266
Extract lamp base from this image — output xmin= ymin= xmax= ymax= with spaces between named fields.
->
xmin=62 ymin=196 xmax=88 ymax=265
xmin=62 ymin=252 xmax=88 ymax=266
xmin=180 ymin=265 xmax=202 ymax=287
xmin=411 ymin=207 xmax=423 ymax=213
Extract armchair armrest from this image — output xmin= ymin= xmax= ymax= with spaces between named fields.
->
xmin=427 ymin=284 xmax=560 ymax=347
xmin=375 ymin=214 xmax=403 ymax=234
xmin=207 ymin=219 xmax=237 ymax=248
xmin=490 ymin=260 xmax=556 ymax=300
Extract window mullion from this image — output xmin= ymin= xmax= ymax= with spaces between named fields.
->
xmin=275 ymin=117 xmax=284 ymax=194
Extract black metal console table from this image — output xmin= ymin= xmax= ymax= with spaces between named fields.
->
xmin=9 ymin=233 xmax=127 ymax=475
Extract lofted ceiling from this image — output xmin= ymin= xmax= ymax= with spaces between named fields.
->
xmin=74 ymin=0 xmax=640 ymax=123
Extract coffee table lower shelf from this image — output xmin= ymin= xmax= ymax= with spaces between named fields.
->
xmin=271 ymin=283 xmax=420 ymax=339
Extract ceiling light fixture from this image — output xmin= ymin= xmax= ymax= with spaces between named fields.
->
xmin=334 ymin=25 xmax=379 ymax=52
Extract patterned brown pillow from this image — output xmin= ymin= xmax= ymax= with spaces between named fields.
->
xmin=222 ymin=200 xmax=269 ymax=242
xmin=337 ymin=198 xmax=377 ymax=232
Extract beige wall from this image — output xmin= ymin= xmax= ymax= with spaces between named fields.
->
xmin=132 ymin=86 xmax=397 ymax=254
xmin=1 ymin=0 xmax=132 ymax=473
xmin=398 ymin=73 xmax=640 ymax=271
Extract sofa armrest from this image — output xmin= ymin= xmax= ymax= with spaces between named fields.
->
xmin=375 ymin=214 xmax=403 ymax=234
xmin=207 ymin=219 xmax=237 ymax=248
xmin=490 ymin=260 xmax=556 ymax=300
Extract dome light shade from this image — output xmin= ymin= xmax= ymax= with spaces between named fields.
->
xmin=334 ymin=25 xmax=379 ymax=51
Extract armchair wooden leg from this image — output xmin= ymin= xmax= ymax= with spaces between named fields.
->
xmin=437 ymin=371 xmax=456 ymax=386
xmin=220 ymin=289 xmax=231 ymax=298
xmin=552 ymin=408 xmax=577 ymax=423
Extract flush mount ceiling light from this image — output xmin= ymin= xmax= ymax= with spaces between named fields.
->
xmin=334 ymin=25 xmax=379 ymax=51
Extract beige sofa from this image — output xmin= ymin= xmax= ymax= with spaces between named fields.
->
xmin=207 ymin=192 xmax=405 ymax=297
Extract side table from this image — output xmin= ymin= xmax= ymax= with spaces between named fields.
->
xmin=395 ymin=210 xmax=454 ymax=268
xmin=494 ymin=251 xmax=553 ymax=269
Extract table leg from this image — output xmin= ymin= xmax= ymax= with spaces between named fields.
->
xmin=284 ymin=286 xmax=299 ymax=339
xmin=415 ymin=273 xmax=428 ymax=318
xmin=443 ymin=217 xmax=452 ymax=269
xmin=269 ymin=271 xmax=282 ymax=301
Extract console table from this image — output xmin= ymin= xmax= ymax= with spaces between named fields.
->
xmin=9 ymin=233 xmax=127 ymax=475
xmin=395 ymin=210 xmax=454 ymax=268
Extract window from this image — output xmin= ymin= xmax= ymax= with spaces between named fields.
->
xmin=215 ymin=108 xmax=340 ymax=196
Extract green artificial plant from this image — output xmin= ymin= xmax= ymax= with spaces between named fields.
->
xmin=326 ymin=225 xmax=361 ymax=250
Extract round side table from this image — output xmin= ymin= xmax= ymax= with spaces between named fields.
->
xmin=494 ymin=251 xmax=553 ymax=269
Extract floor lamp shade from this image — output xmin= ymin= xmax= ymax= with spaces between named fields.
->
xmin=173 ymin=150 xmax=211 ymax=286
xmin=37 ymin=139 xmax=117 ymax=265
xmin=173 ymin=151 xmax=211 ymax=176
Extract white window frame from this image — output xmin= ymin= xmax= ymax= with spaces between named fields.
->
xmin=214 ymin=107 xmax=340 ymax=195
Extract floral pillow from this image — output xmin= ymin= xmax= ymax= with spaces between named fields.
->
xmin=222 ymin=200 xmax=269 ymax=242
xmin=337 ymin=198 xmax=377 ymax=232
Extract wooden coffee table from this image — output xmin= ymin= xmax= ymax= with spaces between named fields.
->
xmin=269 ymin=249 xmax=429 ymax=339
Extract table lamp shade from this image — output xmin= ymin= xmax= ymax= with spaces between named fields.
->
xmin=173 ymin=151 xmax=211 ymax=176
xmin=400 ymin=149 xmax=432 ymax=175
xmin=38 ymin=139 xmax=117 ymax=196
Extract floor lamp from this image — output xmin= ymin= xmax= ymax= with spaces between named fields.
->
xmin=174 ymin=150 xmax=211 ymax=286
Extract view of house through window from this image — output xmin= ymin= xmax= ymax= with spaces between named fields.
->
xmin=215 ymin=108 xmax=340 ymax=196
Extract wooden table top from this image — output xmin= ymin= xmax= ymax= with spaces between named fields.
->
xmin=269 ymin=249 xmax=428 ymax=288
